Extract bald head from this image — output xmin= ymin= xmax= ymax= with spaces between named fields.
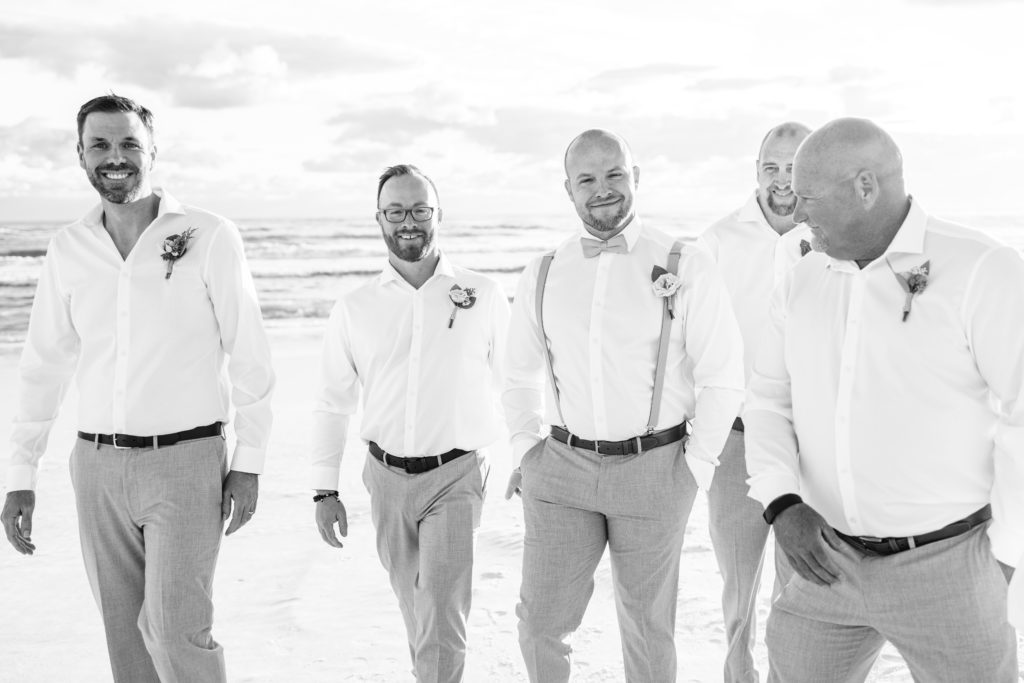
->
xmin=564 ymin=129 xmax=635 ymax=176
xmin=757 ymin=121 xmax=812 ymax=161
xmin=795 ymin=118 xmax=903 ymax=187
xmin=792 ymin=118 xmax=911 ymax=263
xmin=563 ymin=129 xmax=639 ymax=238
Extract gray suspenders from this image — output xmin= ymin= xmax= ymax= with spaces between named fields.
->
xmin=535 ymin=239 xmax=685 ymax=435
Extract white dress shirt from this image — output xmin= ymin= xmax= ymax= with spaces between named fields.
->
xmin=8 ymin=188 xmax=275 ymax=490
xmin=503 ymin=217 xmax=745 ymax=490
xmin=745 ymin=200 xmax=1024 ymax=565
xmin=310 ymin=253 xmax=509 ymax=490
xmin=1010 ymin=551 xmax=1024 ymax=629
xmin=702 ymin=192 xmax=812 ymax=379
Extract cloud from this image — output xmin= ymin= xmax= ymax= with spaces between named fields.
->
xmin=581 ymin=63 xmax=710 ymax=92
xmin=0 ymin=19 xmax=409 ymax=109
xmin=0 ymin=119 xmax=77 ymax=169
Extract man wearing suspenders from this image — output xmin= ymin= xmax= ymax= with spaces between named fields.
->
xmin=503 ymin=129 xmax=745 ymax=683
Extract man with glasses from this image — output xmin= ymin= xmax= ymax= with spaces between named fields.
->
xmin=503 ymin=130 xmax=744 ymax=682
xmin=746 ymin=118 xmax=1021 ymax=681
xmin=700 ymin=122 xmax=812 ymax=683
xmin=311 ymin=164 xmax=509 ymax=683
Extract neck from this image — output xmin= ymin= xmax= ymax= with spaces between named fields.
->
xmin=390 ymin=250 xmax=440 ymax=289
xmin=852 ymin=197 xmax=912 ymax=269
xmin=101 ymin=191 xmax=160 ymax=260
xmin=757 ymin=195 xmax=798 ymax=236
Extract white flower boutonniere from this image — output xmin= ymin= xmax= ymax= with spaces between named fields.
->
xmin=650 ymin=266 xmax=682 ymax=319
xmin=448 ymin=284 xmax=477 ymax=328
xmin=161 ymin=227 xmax=197 ymax=280
xmin=888 ymin=259 xmax=930 ymax=322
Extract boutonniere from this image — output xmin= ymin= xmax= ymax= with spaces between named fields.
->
xmin=799 ymin=239 xmax=812 ymax=257
xmin=447 ymin=284 xmax=477 ymax=328
xmin=887 ymin=258 xmax=930 ymax=322
xmin=161 ymin=227 xmax=197 ymax=280
xmin=650 ymin=266 xmax=682 ymax=320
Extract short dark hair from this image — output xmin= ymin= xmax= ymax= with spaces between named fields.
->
xmin=376 ymin=164 xmax=440 ymax=206
xmin=76 ymin=94 xmax=155 ymax=145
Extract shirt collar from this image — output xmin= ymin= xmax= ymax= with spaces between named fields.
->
xmin=81 ymin=186 xmax=184 ymax=230
xmin=379 ymin=249 xmax=456 ymax=286
xmin=739 ymin=190 xmax=811 ymax=240
xmin=577 ymin=214 xmax=644 ymax=252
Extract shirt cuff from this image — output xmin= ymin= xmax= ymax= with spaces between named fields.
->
xmin=747 ymin=474 xmax=802 ymax=509
xmin=988 ymin=518 xmax=1024 ymax=567
xmin=310 ymin=465 xmax=342 ymax=492
xmin=229 ymin=444 xmax=266 ymax=475
xmin=511 ymin=433 xmax=543 ymax=469
xmin=684 ymin=454 xmax=716 ymax=492
xmin=4 ymin=464 xmax=38 ymax=492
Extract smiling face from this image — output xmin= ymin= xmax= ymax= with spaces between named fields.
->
xmin=564 ymin=132 xmax=639 ymax=238
xmin=376 ymin=172 xmax=441 ymax=263
xmin=792 ymin=150 xmax=866 ymax=259
xmin=756 ymin=131 xmax=806 ymax=219
xmin=77 ymin=111 xmax=156 ymax=204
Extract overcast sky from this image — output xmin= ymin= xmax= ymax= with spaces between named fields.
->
xmin=1 ymin=0 xmax=1021 ymax=222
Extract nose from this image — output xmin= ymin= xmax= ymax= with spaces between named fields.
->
xmin=776 ymin=168 xmax=791 ymax=186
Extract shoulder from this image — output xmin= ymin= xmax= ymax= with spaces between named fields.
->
xmin=449 ymin=265 xmax=503 ymax=294
xmin=703 ymin=205 xmax=744 ymax=239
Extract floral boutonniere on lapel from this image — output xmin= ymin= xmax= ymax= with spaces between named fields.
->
xmin=448 ymin=284 xmax=477 ymax=328
xmin=161 ymin=227 xmax=197 ymax=280
xmin=650 ymin=266 xmax=682 ymax=320
xmin=887 ymin=258 xmax=930 ymax=322
xmin=799 ymin=239 xmax=812 ymax=257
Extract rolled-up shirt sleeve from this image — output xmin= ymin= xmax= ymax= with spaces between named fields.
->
xmin=204 ymin=221 xmax=275 ymax=475
xmin=502 ymin=258 xmax=547 ymax=468
xmin=680 ymin=249 xmax=745 ymax=490
xmin=8 ymin=238 xmax=81 ymax=491
xmin=310 ymin=301 xmax=360 ymax=490
xmin=743 ymin=269 xmax=801 ymax=508
xmin=964 ymin=246 xmax=1024 ymax=566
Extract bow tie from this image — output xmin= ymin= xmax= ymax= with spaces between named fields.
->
xmin=581 ymin=234 xmax=628 ymax=258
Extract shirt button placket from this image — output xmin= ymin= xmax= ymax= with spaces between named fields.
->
xmin=113 ymin=264 xmax=132 ymax=431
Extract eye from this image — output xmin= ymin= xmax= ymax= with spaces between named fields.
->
xmin=91 ymin=142 xmax=108 ymax=150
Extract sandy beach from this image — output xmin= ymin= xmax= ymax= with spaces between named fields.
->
xmin=1 ymin=326 xmax=1021 ymax=682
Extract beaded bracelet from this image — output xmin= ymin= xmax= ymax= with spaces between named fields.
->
xmin=313 ymin=491 xmax=339 ymax=503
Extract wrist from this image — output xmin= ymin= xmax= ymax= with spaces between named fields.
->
xmin=762 ymin=493 xmax=803 ymax=525
xmin=313 ymin=490 xmax=339 ymax=503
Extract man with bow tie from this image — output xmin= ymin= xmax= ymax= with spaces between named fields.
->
xmin=503 ymin=129 xmax=745 ymax=683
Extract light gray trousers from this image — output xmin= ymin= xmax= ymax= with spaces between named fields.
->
xmin=708 ymin=428 xmax=770 ymax=683
xmin=767 ymin=522 xmax=1018 ymax=682
xmin=516 ymin=435 xmax=699 ymax=683
xmin=69 ymin=436 xmax=227 ymax=683
xmin=362 ymin=449 xmax=487 ymax=683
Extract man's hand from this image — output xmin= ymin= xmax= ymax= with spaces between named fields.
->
xmin=222 ymin=471 xmax=259 ymax=536
xmin=998 ymin=561 xmax=1015 ymax=583
xmin=2 ymin=490 xmax=37 ymax=555
xmin=774 ymin=502 xmax=852 ymax=587
xmin=315 ymin=493 xmax=348 ymax=548
xmin=504 ymin=468 xmax=523 ymax=500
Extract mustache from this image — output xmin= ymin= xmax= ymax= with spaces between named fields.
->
xmin=97 ymin=163 xmax=139 ymax=173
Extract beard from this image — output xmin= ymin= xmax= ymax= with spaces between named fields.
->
xmin=580 ymin=194 xmax=633 ymax=234
xmin=810 ymin=230 xmax=829 ymax=253
xmin=765 ymin=189 xmax=797 ymax=217
xmin=85 ymin=163 xmax=147 ymax=204
xmin=383 ymin=227 xmax=435 ymax=262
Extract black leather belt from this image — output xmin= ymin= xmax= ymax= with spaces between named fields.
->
xmin=835 ymin=505 xmax=991 ymax=556
xmin=549 ymin=423 xmax=688 ymax=456
xmin=368 ymin=441 xmax=469 ymax=474
xmin=78 ymin=422 xmax=223 ymax=450
xmin=732 ymin=417 xmax=744 ymax=432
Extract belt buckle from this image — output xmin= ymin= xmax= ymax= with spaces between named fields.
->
xmin=111 ymin=433 xmax=132 ymax=450
xmin=404 ymin=457 xmax=429 ymax=475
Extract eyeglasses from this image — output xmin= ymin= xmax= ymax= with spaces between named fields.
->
xmin=378 ymin=207 xmax=436 ymax=223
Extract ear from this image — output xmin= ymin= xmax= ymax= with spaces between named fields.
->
xmin=436 ymin=207 xmax=443 ymax=223
xmin=374 ymin=212 xmax=384 ymax=229
xmin=150 ymin=144 xmax=158 ymax=167
xmin=633 ymin=165 xmax=640 ymax=188
xmin=77 ymin=142 xmax=85 ymax=170
xmin=854 ymin=170 xmax=879 ymax=209
xmin=564 ymin=178 xmax=573 ymax=201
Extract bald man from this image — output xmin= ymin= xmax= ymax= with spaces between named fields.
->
xmin=503 ymin=129 xmax=744 ymax=682
xmin=745 ymin=117 xmax=1022 ymax=681
xmin=701 ymin=122 xmax=813 ymax=683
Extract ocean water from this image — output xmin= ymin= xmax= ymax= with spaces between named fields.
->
xmin=2 ymin=213 xmax=1023 ymax=347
